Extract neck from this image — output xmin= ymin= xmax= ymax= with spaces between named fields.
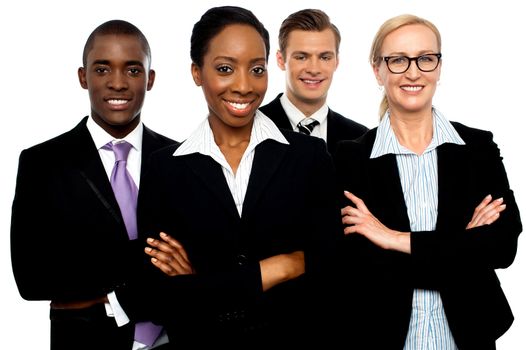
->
xmin=208 ymin=116 xmax=252 ymax=174
xmin=286 ymin=91 xmax=325 ymax=117
xmin=389 ymin=110 xmax=433 ymax=155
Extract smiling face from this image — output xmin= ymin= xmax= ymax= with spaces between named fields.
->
xmin=277 ymin=28 xmax=339 ymax=115
xmin=191 ymin=24 xmax=267 ymax=132
xmin=374 ymin=24 xmax=441 ymax=118
xmin=78 ymin=33 xmax=154 ymax=138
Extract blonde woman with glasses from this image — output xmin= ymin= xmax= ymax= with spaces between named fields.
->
xmin=335 ymin=14 xmax=521 ymax=349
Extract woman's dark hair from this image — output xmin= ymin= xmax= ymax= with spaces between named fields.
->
xmin=190 ymin=6 xmax=270 ymax=67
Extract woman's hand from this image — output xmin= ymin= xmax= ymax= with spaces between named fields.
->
xmin=466 ymin=194 xmax=506 ymax=229
xmin=145 ymin=232 xmax=194 ymax=276
xmin=341 ymin=191 xmax=411 ymax=254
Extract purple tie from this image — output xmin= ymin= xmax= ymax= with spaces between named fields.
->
xmin=106 ymin=141 xmax=163 ymax=347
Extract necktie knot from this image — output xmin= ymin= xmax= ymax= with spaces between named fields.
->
xmin=111 ymin=141 xmax=133 ymax=162
xmin=297 ymin=119 xmax=320 ymax=135
xmin=103 ymin=140 xmax=138 ymax=240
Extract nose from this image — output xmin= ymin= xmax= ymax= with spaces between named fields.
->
xmin=305 ymin=57 xmax=321 ymax=74
xmin=107 ymin=71 xmax=128 ymax=90
xmin=405 ymin=60 xmax=421 ymax=79
xmin=232 ymin=70 xmax=252 ymax=94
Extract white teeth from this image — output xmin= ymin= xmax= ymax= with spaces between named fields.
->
xmin=108 ymin=99 xmax=127 ymax=105
xmin=229 ymin=102 xmax=249 ymax=110
xmin=303 ymin=80 xmax=320 ymax=84
xmin=401 ymin=86 xmax=422 ymax=92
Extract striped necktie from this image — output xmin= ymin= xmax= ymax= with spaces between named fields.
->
xmin=297 ymin=119 xmax=320 ymax=135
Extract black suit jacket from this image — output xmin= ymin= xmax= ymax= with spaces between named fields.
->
xmin=118 ymin=130 xmax=343 ymax=349
xmin=11 ymin=117 xmax=176 ymax=349
xmin=259 ymin=93 xmax=368 ymax=156
xmin=334 ymin=123 xmax=522 ymax=349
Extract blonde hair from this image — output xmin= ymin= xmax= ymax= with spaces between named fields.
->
xmin=369 ymin=14 xmax=442 ymax=119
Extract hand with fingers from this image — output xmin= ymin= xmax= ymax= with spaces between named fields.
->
xmin=145 ymin=232 xmax=194 ymax=276
xmin=341 ymin=191 xmax=411 ymax=254
xmin=466 ymin=194 xmax=506 ymax=229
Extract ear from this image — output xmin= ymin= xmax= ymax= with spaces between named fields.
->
xmin=372 ymin=64 xmax=384 ymax=86
xmin=191 ymin=63 xmax=202 ymax=86
xmin=335 ymin=53 xmax=340 ymax=70
xmin=146 ymin=69 xmax=156 ymax=91
xmin=276 ymin=50 xmax=286 ymax=71
xmin=78 ymin=67 xmax=88 ymax=89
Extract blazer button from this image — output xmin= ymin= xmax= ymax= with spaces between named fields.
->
xmin=236 ymin=254 xmax=248 ymax=266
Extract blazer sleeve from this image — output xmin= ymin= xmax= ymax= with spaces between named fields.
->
xmin=411 ymin=131 xmax=522 ymax=285
xmin=10 ymin=149 xmax=51 ymax=300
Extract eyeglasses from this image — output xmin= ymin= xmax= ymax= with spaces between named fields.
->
xmin=382 ymin=53 xmax=442 ymax=74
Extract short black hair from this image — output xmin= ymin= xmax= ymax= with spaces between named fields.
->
xmin=82 ymin=19 xmax=151 ymax=68
xmin=190 ymin=6 xmax=270 ymax=67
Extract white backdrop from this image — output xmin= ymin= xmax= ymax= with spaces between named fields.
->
xmin=1 ymin=0 xmax=524 ymax=348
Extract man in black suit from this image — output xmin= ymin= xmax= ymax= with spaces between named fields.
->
xmin=11 ymin=20 xmax=175 ymax=350
xmin=259 ymin=9 xmax=368 ymax=156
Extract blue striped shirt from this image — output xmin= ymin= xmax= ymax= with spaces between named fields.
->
xmin=371 ymin=108 xmax=465 ymax=349
xmin=174 ymin=110 xmax=289 ymax=217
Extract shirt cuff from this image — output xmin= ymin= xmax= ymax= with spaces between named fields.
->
xmin=106 ymin=291 xmax=131 ymax=327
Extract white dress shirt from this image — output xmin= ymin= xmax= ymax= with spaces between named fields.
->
xmin=279 ymin=93 xmax=328 ymax=141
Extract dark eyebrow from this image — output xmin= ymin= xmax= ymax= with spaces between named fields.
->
xmin=290 ymin=51 xmax=309 ymax=56
xmin=125 ymin=60 xmax=145 ymax=67
xmin=214 ymin=56 xmax=266 ymax=64
xmin=92 ymin=59 xmax=111 ymax=66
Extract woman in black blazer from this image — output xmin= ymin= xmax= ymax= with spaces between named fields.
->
xmin=117 ymin=6 xmax=342 ymax=349
xmin=335 ymin=14 xmax=522 ymax=349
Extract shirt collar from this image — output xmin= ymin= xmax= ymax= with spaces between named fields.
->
xmin=370 ymin=107 xmax=465 ymax=159
xmin=174 ymin=110 xmax=289 ymax=158
xmin=280 ymin=93 xmax=328 ymax=127
xmin=86 ymin=116 xmax=143 ymax=151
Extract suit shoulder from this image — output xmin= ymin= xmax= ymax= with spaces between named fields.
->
xmin=20 ymin=125 xmax=80 ymax=158
xmin=450 ymin=121 xmax=494 ymax=145
xmin=259 ymin=94 xmax=282 ymax=113
xmin=150 ymin=143 xmax=181 ymax=159
xmin=143 ymin=125 xmax=178 ymax=147
xmin=335 ymin=127 xmax=377 ymax=160
xmin=329 ymin=110 xmax=369 ymax=133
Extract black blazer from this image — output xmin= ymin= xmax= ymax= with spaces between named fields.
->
xmin=10 ymin=117 xmax=176 ymax=349
xmin=118 ymin=130 xmax=343 ymax=349
xmin=259 ymin=93 xmax=368 ymax=156
xmin=334 ymin=123 xmax=522 ymax=349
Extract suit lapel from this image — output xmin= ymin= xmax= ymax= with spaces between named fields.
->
xmin=241 ymin=140 xmax=287 ymax=219
xmin=71 ymin=119 xmax=123 ymax=226
xmin=261 ymin=93 xmax=294 ymax=131
xmin=368 ymin=153 xmax=411 ymax=230
xmin=140 ymin=125 xmax=172 ymax=176
xmin=326 ymin=110 xmax=337 ymax=155
xmin=436 ymin=142 xmax=468 ymax=229
xmin=182 ymin=154 xmax=240 ymax=220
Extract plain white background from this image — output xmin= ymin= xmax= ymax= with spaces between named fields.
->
xmin=1 ymin=0 xmax=524 ymax=348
